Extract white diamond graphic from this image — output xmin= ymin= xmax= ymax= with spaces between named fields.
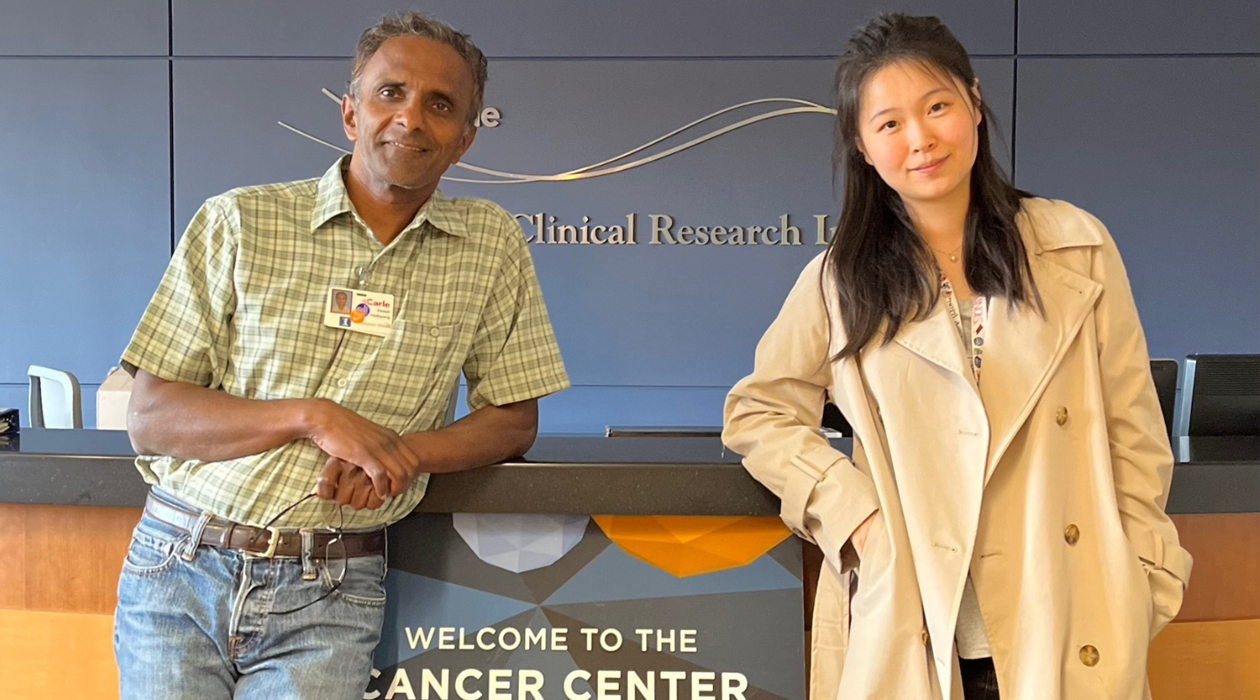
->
xmin=452 ymin=513 xmax=589 ymax=573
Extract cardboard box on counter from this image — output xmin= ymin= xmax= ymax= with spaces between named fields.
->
xmin=96 ymin=367 xmax=132 ymax=430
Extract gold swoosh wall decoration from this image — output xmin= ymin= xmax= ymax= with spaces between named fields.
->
xmin=278 ymin=88 xmax=836 ymax=185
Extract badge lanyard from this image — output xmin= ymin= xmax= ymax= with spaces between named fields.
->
xmin=939 ymin=273 xmax=988 ymax=383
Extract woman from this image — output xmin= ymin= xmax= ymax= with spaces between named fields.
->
xmin=722 ymin=14 xmax=1190 ymax=700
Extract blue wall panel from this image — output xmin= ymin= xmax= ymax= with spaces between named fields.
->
xmin=173 ymin=0 xmax=1013 ymax=57
xmin=4 ymin=2 xmax=1258 ymax=435
xmin=1019 ymin=0 xmax=1259 ymax=55
xmin=452 ymin=385 xmax=733 ymax=433
xmin=0 ymin=60 xmax=171 ymax=387
xmin=1014 ymin=57 xmax=1260 ymax=361
xmin=0 ymin=0 xmax=167 ymax=56
xmin=173 ymin=59 xmax=352 ymax=229
xmin=539 ymin=387 xmax=734 ymax=434
xmin=173 ymin=57 xmax=1013 ymax=433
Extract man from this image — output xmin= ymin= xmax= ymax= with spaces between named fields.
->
xmin=330 ymin=288 xmax=353 ymax=315
xmin=115 ymin=13 xmax=568 ymax=699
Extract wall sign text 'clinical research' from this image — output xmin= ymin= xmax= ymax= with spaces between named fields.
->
xmin=515 ymin=213 xmax=840 ymax=246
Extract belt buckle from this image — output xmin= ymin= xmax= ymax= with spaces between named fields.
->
xmin=260 ymin=526 xmax=283 ymax=558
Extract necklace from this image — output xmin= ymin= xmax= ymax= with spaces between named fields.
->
xmin=928 ymin=242 xmax=963 ymax=262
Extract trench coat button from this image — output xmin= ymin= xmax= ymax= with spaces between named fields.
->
xmin=921 ymin=627 xmax=930 ymax=646
xmin=1064 ymin=524 xmax=1081 ymax=545
xmin=1079 ymin=645 xmax=1100 ymax=667
xmin=1056 ymin=407 xmax=1069 ymax=426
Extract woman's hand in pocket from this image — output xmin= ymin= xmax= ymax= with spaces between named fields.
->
xmin=851 ymin=511 xmax=879 ymax=559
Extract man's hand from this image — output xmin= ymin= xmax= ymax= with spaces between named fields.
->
xmin=315 ymin=457 xmax=387 ymax=510
xmin=311 ymin=397 xmax=542 ymax=505
xmin=306 ymin=400 xmax=421 ymax=498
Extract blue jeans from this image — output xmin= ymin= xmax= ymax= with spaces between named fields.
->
xmin=114 ymin=496 xmax=387 ymax=700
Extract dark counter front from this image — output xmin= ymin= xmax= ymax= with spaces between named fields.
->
xmin=1 ymin=429 xmax=1257 ymax=514
xmin=0 ymin=430 xmax=789 ymax=514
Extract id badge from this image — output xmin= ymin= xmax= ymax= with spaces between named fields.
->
xmin=323 ymin=286 xmax=394 ymax=337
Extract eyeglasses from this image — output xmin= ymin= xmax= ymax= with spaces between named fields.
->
xmin=248 ymin=493 xmax=347 ymax=616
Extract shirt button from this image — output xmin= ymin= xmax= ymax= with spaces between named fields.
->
xmin=920 ymin=627 xmax=930 ymax=646
xmin=1064 ymin=524 xmax=1080 ymax=545
xmin=1079 ymin=645 xmax=1099 ymax=667
xmin=1056 ymin=407 xmax=1069 ymax=426
xmin=336 ymin=378 xmax=348 ymax=388
xmin=429 ymin=327 xmax=441 ymax=337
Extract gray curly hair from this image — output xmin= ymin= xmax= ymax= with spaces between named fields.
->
xmin=348 ymin=12 xmax=488 ymax=128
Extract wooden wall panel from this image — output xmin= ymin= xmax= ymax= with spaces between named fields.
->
xmin=1149 ymin=619 xmax=1260 ymax=700
xmin=1173 ymin=513 xmax=1260 ymax=621
xmin=0 ymin=609 xmax=119 ymax=700
xmin=0 ymin=504 xmax=29 ymax=609
xmin=19 ymin=506 xmax=140 ymax=615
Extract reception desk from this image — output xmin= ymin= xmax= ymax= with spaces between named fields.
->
xmin=1 ymin=431 xmax=1257 ymax=699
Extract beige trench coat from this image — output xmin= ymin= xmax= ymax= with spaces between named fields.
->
xmin=723 ymin=198 xmax=1191 ymax=700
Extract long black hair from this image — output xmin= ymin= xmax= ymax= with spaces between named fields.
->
xmin=827 ymin=14 xmax=1038 ymax=359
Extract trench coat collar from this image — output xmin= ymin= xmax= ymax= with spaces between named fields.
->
xmin=892 ymin=198 xmax=1105 ymax=484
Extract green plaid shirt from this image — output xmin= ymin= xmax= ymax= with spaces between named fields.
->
xmin=122 ymin=157 xmax=569 ymax=529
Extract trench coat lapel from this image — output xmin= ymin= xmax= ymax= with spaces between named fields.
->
xmin=893 ymin=300 xmax=976 ymax=392
xmin=888 ymin=252 xmax=1104 ymax=487
xmin=979 ymin=254 xmax=1102 ymax=483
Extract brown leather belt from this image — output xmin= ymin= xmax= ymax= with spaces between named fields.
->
xmin=144 ymin=492 xmax=385 ymax=559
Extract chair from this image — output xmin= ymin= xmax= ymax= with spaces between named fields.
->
xmin=1149 ymin=359 xmax=1178 ymax=441
xmin=28 ymin=365 xmax=83 ymax=429
xmin=1176 ymin=354 xmax=1260 ymax=436
xmin=1175 ymin=354 xmax=1260 ymax=459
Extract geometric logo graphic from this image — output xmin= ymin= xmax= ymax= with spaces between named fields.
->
xmin=593 ymin=515 xmax=792 ymax=577
xmin=543 ymin=544 xmax=801 ymax=606
xmin=453 ymin=513 xmax=589 ymax=573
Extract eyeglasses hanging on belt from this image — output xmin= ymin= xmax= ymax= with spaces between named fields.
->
xmin=247 ymin=493 xmax=348 ymax=616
